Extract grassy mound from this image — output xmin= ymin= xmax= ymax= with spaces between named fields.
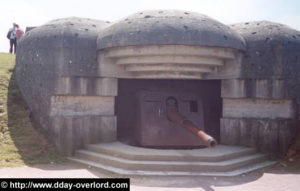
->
xmin=0 ymin=53 xmax=65 ymax=167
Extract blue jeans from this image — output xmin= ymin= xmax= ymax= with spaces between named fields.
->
xmin=9 ymin=38 xmax=17 ymax=54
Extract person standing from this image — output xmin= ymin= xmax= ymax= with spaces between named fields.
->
xmin=16 ymin=24 xmax=24 ymax=40
xmin=7 ymin=23 xmax=17 ymax=54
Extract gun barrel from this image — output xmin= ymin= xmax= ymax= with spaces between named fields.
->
xmin=166 ymin=97 xmax=217 ymax=147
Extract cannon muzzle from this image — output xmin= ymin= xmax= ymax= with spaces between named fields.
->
xmin=166 ymin=96 xmax=217 ymax=147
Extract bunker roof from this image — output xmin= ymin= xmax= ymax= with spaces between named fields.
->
xmin=97 ymin=10 xmax=246 ymax=50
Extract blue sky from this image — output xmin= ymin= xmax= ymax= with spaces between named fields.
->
xmin=1 ymin=0 xmax=300 ymax=52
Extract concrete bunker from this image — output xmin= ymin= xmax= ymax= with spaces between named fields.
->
xmin=16 ymin=10 xmax=300 ymax=162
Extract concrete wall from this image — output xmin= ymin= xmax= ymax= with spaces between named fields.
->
xmin=220 ymin=21 xmax=300 ymax=157
xmin=16 ymin=17 xmax=117 ymax=155
xmin=221 ymin=118 xmax=295 ymax=157
xmin=220 ymin=78 xmax=297 ymax=157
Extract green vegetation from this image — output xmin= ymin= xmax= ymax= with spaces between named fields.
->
xmin=0 ymin=53 xmax=65 ymax=167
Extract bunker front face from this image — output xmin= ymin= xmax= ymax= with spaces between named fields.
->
xmin=16 ymin=11 xmax=299 ymax=162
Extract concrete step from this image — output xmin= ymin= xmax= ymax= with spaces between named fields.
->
xmin=85 ymin=142 xmax=257 ymax=162
xmin=69 ymin=142 xmax=277 ymax=177
xmin=68 ymin=157 xmax=277 ymax=177
xmin=74 ymin=149 xmax=268 ymax=172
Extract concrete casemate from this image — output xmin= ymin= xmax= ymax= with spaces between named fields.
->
xmin=16 ymin=10 xmax=300 ymax=157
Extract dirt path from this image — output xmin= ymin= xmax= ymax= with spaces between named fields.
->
xmin=0 ymin=159 xmax=299 ymax=191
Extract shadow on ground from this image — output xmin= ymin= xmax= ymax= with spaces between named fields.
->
xmin=5 ymin=68 xmax=65 ymax=166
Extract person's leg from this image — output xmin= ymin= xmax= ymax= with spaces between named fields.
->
xmin=14 ymin=39 xmax=17 ymax=53
xmin=13 ymin=39 xmax=17 ymax=54
xmin=9 ymin=39 xmax=13 ymax=53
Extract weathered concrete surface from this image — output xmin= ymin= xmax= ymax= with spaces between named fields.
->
xmin=222 ymin=79 xmax=286 ymax=99
xmin=231 ymin=21 xmax=300 ymax=99
xmin=69 ymin=142 xmax=276 ymax=177
xmin=221 ymin=118 xmax=296 ymax=157
xmin=56 ymin=77 xmax=118 ymax=96
xmin=50 ymin=96 xmax=115 ymax=117
xmin=15 ymin=17 xmax=113 ymax=155
xmin=231 ymin=21 xmax=300 ymax=77
xmin=219 ymin=22 xmax=300 ymax=157
xmin=223 ymin=98 xmax=295 ymax=119
xmin=16 ymin=17 xmax=110 ymax=124
xmin=98 ymin=45 xmax=243 ymax=79
xmin=50 ymin=116 xmax=117 ymax=155
xmin=97 ymin=10 xmax=246 ymax=50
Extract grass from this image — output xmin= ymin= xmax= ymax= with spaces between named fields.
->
xmin=0 ymin=53 xmax=65 ymax=167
